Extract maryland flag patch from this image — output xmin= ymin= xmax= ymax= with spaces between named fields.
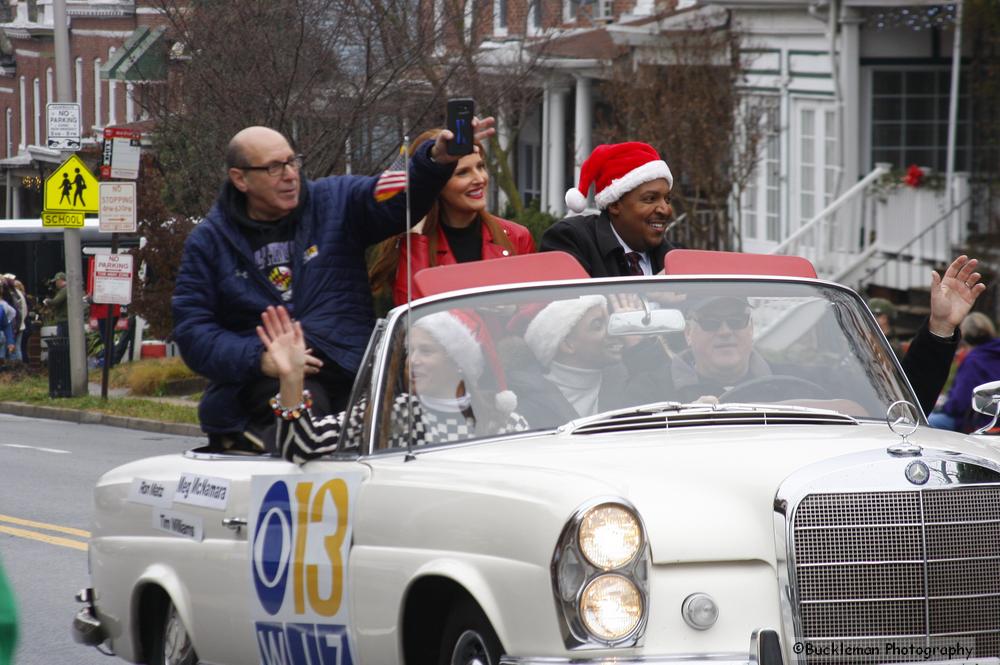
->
xmin=269 ymin=265 xmax=292 ymax=292
xmin=374 ymin=146 xmax=407 ymax=202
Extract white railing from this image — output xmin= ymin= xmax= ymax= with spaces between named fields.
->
xmin=770 ymin=164 xmax=972 ymax=292
xmin=769 ymin=163 xmax=891 ymax=276
xmin=844 ymin=192 xmax=971 ymax=289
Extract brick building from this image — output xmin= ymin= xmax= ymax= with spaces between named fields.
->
xmin=0 ymin=0 xmax=166 ymax=293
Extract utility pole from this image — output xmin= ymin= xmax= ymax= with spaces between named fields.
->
xmin=53 ymin=0 xmax=87 ymax=396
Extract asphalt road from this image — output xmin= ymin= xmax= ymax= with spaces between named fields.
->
xmin=0 ymin=413 xmax=201 ymax=665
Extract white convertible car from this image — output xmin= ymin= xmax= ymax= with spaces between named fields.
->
xmin=73 ymin=251 xmax=1000 ymax=665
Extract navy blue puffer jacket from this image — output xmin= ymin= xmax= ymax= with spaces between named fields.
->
xmin=172 ymin=142 xmax=453 ymax=433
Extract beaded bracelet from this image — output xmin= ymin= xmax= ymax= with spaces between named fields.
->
xmin=269 ymin=390 xmax=313 ymax=421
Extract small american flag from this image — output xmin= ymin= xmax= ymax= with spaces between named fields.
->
xmin=373 ymin=145 xmax=407 ymax=202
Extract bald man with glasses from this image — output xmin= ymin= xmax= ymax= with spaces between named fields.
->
xmin=173 ymin=122 xmax=494 ymax=452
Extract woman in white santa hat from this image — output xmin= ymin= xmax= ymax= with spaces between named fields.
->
xmin=256 ymin=305 xmax=526 ymax=463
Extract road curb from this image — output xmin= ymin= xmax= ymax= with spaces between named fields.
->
xmin=0 ymin=401 xmax=204 ymax=437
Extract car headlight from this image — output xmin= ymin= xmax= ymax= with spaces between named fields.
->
xmin=580 ymin=574 xmax=643 ymax=641
xmin=551 ymin=498 xmax=649 ymax=649
xmin=578 ymin=504 xmax=642 ymax=569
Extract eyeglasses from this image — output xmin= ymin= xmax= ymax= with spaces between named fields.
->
xmin=692 ymin=312 xmax=751 ymax=332
xmin=238 ymin=154 xmax=304 ymax=177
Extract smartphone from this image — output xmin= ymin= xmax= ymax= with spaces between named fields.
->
xmin=446 ymin=98 xmax=475 ymax=156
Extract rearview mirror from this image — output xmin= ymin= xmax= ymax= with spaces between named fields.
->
xmin=971 ymin=380 xmax=1000 ymax=434
xmin=607 ymin=309 xmax=685 ymax=336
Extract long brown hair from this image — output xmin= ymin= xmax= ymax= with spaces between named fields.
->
xmin=368 ymin=129 xmax=517 ymax=297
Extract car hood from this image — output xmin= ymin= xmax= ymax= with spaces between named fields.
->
xmin=431 ymin=422 xmax=1000 ymax=565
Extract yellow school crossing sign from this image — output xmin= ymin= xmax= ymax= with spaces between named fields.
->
xmin=44 ymin=154 xmax=99 ymax=215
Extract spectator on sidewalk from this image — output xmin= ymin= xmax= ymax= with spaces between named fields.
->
xmin=0 ymin=296 xmax=13 ymax=363
xmin=2 ymin=277 xmax=26 ymax=363
xmin=929 ymin=312 xmax=1000 ymax=432
xmin=42 ymin=272 xmax=69 ymax=337
xmin=868 ymin=297 xmax=903 ymax=358
xmin=19 ymin=289 xmax=38 ymax=366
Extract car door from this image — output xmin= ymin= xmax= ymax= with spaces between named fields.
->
xmin=221 ymin=321 xmax=387 ymax=665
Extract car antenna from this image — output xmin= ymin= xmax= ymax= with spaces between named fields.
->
xmin=403 ymin=134 xmax=417 ymax=462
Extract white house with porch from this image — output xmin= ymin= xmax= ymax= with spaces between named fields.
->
xmin=502 ymin=0 xmax=972 ymax=294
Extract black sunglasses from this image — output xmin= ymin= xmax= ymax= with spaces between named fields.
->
xmin=692 ymin=312 xmax=751 ymax=332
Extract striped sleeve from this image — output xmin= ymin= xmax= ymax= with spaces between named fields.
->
xmin=275 ymin=397 xmax=370 ymax=463
xmin=276 ymin=408 xmax=346 ymax=464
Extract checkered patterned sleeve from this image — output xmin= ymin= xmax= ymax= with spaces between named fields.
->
xmin=386 ymin=394 xmax=426 ymax=448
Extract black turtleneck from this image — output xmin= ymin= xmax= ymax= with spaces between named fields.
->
xmin=440 ymin=218 xmax=482 ymax=263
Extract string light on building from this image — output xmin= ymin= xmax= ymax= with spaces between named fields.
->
xmin=869 ymin=4 xmax=957 ymax=31
xmin=20 ymin=175 xmax=42 ymax=191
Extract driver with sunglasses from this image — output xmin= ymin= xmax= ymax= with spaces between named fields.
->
xmin=672 ymin=296 xmax=763 ymax=403
xmin=671 ymin=254 xmax=986 ymax=410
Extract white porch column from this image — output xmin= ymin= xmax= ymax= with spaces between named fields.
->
xmin=108 ymin=80 xmax=117 ymax=125
xmin=93 ymin=59 xmax=102 ymax=129
xmin=126 ymin=83 xmax=136 ymax=123
xmin=540 ymin=82 xmax=551 ymax=214
xmin=547 ymin=83 xmax=569 ymax=217
xmin=495 ymin=109 xmax=510 ymax=214
xmin=573 ymin=75 xmax=592 ymax=186
xmin=108 ymin=48 xmax=118 ymax=126
xmin=32 ymin=78 xmax=40 ymax=146
xmin=18 ymin=76 xmax=25 ymax=149
xmin=840 ymin=6 xmax=861 ymax=188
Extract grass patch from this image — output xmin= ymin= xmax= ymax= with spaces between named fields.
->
xmin=87 ymin=362 xmax=133 ymax=389
xmin=0 ymin=370 xmax=199 ymax=425
xmin=88 ymin=357 xmax=200 ymax=396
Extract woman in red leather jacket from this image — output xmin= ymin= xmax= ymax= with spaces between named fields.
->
xmin=369 ymin=129 xmax=535 ymax=306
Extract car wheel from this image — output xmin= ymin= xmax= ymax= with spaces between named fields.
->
xmin=149 ymin=600 xmax=198 ymax=665
xmin=438 ymin=597 xmax=503 ymax=665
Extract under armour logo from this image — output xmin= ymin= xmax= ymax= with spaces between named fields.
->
xmin=234 ymin=270 xmax=248 ymax=279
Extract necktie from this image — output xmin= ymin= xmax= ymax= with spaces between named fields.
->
xmin=625 ymin=252 xmax=644 ymax=276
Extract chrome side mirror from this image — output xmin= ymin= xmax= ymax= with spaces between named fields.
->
xmin=971 ymin=380 xmax=1000 ymax=434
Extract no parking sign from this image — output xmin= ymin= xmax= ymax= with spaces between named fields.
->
xmin=92 ymin=253 xmax=133 ymax=305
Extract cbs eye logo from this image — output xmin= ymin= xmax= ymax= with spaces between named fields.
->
xmin=252 ymin=479 xmax=350 ymax=617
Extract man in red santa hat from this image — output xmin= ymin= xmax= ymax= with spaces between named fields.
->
xmin=541 ymin=142 xmax=679 ymax=276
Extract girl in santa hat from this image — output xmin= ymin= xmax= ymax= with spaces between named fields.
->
xmin=257 ymin=305 xmax=525 ymax=463
xmin=368 ymin=129 xmax=535 ymax=307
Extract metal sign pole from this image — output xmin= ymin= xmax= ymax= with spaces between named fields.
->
xmin=100 ymin=233 xmax=119 ymax=400
xmin=54 ymin=0 xmax=87 ymax=396
xmin=101 ymin=308 xmax=112 ymax=398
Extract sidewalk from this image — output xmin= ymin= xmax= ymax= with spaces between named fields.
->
xmin=0 ymin=382 xmax=203 ymax=438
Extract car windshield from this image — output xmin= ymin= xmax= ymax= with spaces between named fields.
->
xmin=373 ymin=278 xmax=914 ymax=449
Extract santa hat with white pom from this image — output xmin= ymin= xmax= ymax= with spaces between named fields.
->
xmin=564 ymin=142 xmax=673 ymax=214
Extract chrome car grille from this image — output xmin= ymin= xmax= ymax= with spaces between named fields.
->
xmin=792 ymin=486 xmax=1000 ymax=663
